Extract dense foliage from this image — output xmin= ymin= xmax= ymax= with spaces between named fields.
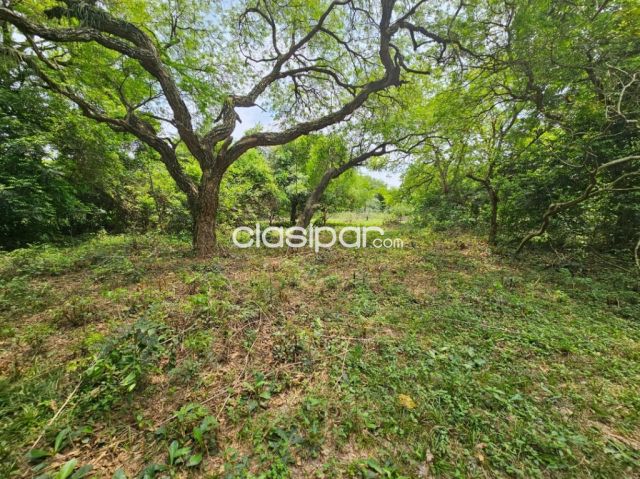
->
xmin=400 ymin=0 xmax=640 ymax=254
xmin=0 ymin=1 xmax=639 ymax=478
xmin=1 ymin=0 xmax=635 ymax=256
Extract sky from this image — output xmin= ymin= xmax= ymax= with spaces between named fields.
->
xmin=234 ymin=107 xmax=403 ymax=188
xmin=233 ymin=106 xmax=274 ymax=139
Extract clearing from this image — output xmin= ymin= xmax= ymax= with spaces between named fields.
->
xmin=1 ymin=226 xmax=639 ymax=478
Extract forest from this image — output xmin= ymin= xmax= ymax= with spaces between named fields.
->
xmin=0 ymin=0 xmax=639 ymax=477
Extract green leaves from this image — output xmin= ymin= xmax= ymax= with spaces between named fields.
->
xmin=220 ymin=150 xmax=282 ymax=225
xmin=167 ymin=440 xmax=191 ymax=466
xmin=119 ymin=371 xmax=138 ymax=392
xmin=269 ymin=134 xmax=390 ymax=222
xmin=25 ymin=425 xmax=94 ymax=476
xmin=192 ymin=414 xmax=218 ymax=450
xmin=147 ymin=404 xmax=218 ymax=473
xmin=112 ymin=469 xmax=127 ymax=479
xmin=0 ymin=76 xmax=158 ymax=249
xmin=36 ymin=459 xmax=92 ymax=479
xmin=26 ymin=449 xmax=51 ymax=463
xmin=69 ymin=464 xmax=93 ymax=479
xmin=79 ymin=319 xmax=174 ymax=413
xmin=55 ymin=459 xmax=77 ymax=479
xmin=187 ymin=453 xmax=203 ymax=467
xmin=53 ymin=428 xmax=70 ymax=454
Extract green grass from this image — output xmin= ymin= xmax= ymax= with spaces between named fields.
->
xmin=0 ymin=228 xmax=638 ymax=478
xmin=326 ymin=211 xmax=393 ymax=227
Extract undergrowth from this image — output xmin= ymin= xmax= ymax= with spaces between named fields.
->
xmin=0 ymin=229 xmax=638 ymax=478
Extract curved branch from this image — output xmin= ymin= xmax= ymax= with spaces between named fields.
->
xmin=0 ymin=3 xmax=205 ymax=162
xmin=224 ymin=0 xmax=407 ymax=167
xmin=1 ymin=44 xmax=198 ymax=204
xmin=515 ymin=155 xmax=640 ymax=255
xmin=203 ymin=0 xmax=352 ymax=149
xmin=297 ymin=134 xmax=427 ymax=227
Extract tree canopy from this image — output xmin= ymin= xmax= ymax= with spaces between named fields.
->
xmin=0 ymin=0 xmax=638 ymax=259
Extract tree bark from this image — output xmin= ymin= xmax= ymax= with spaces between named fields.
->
xmin=296 ymin=140 xmax=403 ymax=228
xmin=193 ymin=170 xmax=222 ymax=258
xmin=467 ymin=173 xmax=499 ymax=246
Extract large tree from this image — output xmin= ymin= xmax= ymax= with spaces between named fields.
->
xmin=0 ymin=0 xmax=477 ymax=256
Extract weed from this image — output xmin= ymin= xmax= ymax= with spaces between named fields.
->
xmin=52 ymin=296 xmax=101 ymax=328
xmin=153 ymin=403 xmax=218 ymax=473
xmin=272 ymin=326 xmax=314 ymax=369
xmin=238 ymin=372 xmax=277 ymax=415
xmin=2 ymin=230 xmax=639 ymax=477
xmin=78 ymin=318 xmax=174 ymax=412
xmin=168 ymin=358 xmax=201 ymax=386
xmin=323 ymin=274 xmax=340 ymax=290
xmin=91 ymin=256 xmax=143 ymax=284
xmin=184 ymin=330 xmax=215 ymax=357
xmin=0 ymin=277 xmax=55 ymax=317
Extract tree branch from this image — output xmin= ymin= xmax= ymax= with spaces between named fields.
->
xmin=1 ymin=44 xmax=198 ymax=204
xmin=0 ymin=2 xmax=206 ymax=162
xmin=516 ymin=155 xmax=640 ymax=254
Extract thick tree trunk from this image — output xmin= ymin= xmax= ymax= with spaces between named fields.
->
xmin=298 ymin=169 xmax=336 ymax=228
xmin=193 ymin=171 xmax=222 ymax=258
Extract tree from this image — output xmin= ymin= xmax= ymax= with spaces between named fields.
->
xmin=296 ymin=134 xmax=423 ymax=227
xmin=465 ymin=105 xmax=545 ymax=246
xmin=399 ymin=1 xmax=639 ymax=257
xmin=270 ymin=136 xmax=314 ymax=225
xmin=0 ymin=0 xmax=475 ymax=256
xmin=219 ymin=149 xmax=282 ymax=227
xmin=0 ymin=68 xmax=152 ymax=248
xmin=493 ymin=3 xmax=640 ymax=253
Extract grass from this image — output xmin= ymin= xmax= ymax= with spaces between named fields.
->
xmin=326 ymin=211 xmax=392 ymax=227
xmin=0 ymin=226 xmax=639 ymax=478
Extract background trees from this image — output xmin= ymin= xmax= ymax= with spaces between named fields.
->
xmin=399 ymin=0 xmax=639 ymax=257
xmin=269 ymin=135 xmax=391 ymax=227
xmin=0 ymin=0 xmax=637 ymax=264
xmin=0 ymin=71 xmax=155 ymax=247
xmin=0 ymin=0 xmax=481 ymax=255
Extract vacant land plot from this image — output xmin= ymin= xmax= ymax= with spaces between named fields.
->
xmin=1 ymin=228 xmax=639 ymax=478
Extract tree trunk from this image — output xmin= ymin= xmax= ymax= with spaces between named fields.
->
xmin=289 ymin=200 xmax=299 ymax=226
xmin=488 ymin=188 xmax=499 ymax=246
xmin=193 ymin=170 xmax=222 ymax=258
xmin=467 ymin=173 xmax=499 ymax=246
xmin=298 ymin=168 xmax=336 ymax=228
